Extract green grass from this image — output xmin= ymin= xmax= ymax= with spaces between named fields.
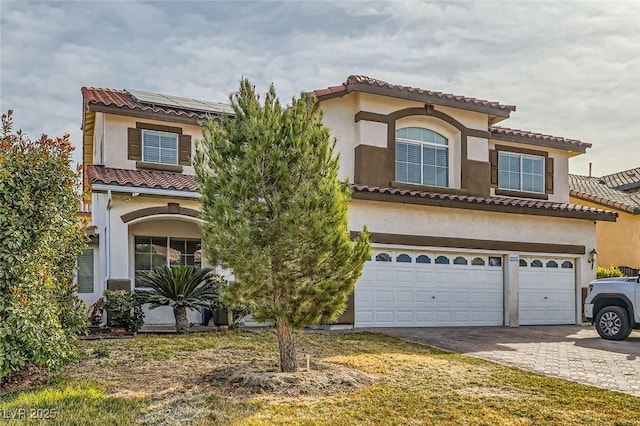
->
xmin=0 ymin=377 xmax=141 ymax=426
xmin=2 ymin=331 xmax=640 ymax=425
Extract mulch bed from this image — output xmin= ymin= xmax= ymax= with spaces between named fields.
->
xmin=0 ymin=363 xmax=50 ymax=395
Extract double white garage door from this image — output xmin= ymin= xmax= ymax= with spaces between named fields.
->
xmin=355 ymin=249 xmax=575 ymax=327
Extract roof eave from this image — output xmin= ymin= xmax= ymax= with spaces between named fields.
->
xmin=490 ymin=133 xmax=589 ymax=154
xmin=353 ymin=189 xmax=617 ymax=222
xmin=87 ymin=103 xmax=205 ymax=126
xmin=90 ymin=183 xmax=201 ymax=199
xmin=317 ymin=84 xmax=514 ymax=118
xmin=569 ymin=190 xmax=634 ymax=215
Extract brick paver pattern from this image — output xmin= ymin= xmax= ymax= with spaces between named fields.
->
xmin=373 ymin=326 xmax=640 ymax=397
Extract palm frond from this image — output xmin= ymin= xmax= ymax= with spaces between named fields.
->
xmin=135 ymin=266 xmax=222 ymax=309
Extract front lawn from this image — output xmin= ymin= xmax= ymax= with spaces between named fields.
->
xmin=2 ymin=330 xmax=639 ymax=425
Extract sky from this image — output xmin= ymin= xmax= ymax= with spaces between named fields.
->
xmin=1 ymin=0 xmax=639 ymax=177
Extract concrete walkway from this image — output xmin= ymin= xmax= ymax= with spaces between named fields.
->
xmin=372 ymin=326 xmax=640 ymax=397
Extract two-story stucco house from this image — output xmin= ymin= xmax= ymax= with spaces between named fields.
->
xmin=77 ymin=75 xmax=615 ymax=328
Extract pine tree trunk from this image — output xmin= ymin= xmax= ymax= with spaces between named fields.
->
xmin=276 ymin=319 xmax=298 ymax=372
xmin=174 ymin=306 xmax=189 ymax=334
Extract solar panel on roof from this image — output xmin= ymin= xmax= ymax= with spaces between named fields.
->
xmin=126 ymin=89 xmax=233 ymax=114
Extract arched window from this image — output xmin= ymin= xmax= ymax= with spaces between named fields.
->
xmin=435 ymin=255 xmax=450 ymax=264
xmin=561 ymin=261 xmax=574 ymax=269
xmin=531 ymin=260 xmax=543 ymax=268
xmin=546 ymin=260 xmax=559 ymax=268
xmin=519 ymin=259 xmax=528 ymax=267
xmin=396 ymin=254 xmax=412 ymax=263
xmin=376 ymin=253 xmax=392 ymax=262
xmin=416 ymin=255 xmax=431 ymax=264
xmin=395 ymin=127 xmax=448 ymax=187
xmin=471 ymin=257 xmax=485 ymax=266
xmin=453 ymin=256 xmax=468 ymax=265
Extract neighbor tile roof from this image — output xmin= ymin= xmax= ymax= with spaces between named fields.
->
xmin=569 ymin=174 xmax=640 ymax=214
xmin=87 ymin=165 xmax=198 ymax=193
xmin=490 ymin=126 xmax=592 ymax=152
xmin=351 ymin=184 xmax=617 ymax=221
xmin=81 ymin=87 xmax=226 ymax=122
xmin=599 ymin=167 xmax=640 ymax=190
xmin=313 ymin=75 xmax=516 ymax=116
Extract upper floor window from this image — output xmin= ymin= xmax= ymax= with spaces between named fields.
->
xmin=142 ymin=130 xmax=178 ymax=165
xmin=395 ymin=127 xmax=448 ymax=187
xmin=498 ymin=152 xmax=544 ymax=193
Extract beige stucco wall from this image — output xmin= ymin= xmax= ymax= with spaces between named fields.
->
xmin=349 ymin=199 xmax=597 ymax=289
xmin=321 ymin=92 xmax=491 ymax=184
xmin=569 ymin=197 xmax=640 ymax=270
xmin=96 ymin=114 xmax=203 ymax=174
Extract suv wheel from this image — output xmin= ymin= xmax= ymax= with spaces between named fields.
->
xmin=595 ymin=306 xmax=632 ymax=341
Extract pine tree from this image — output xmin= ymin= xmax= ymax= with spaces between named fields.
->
xmin=195 ymin=79 xmax=369 ymax=372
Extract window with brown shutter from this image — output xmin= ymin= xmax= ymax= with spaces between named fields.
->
xmin=128 ymin=128 xmax=142 ymax=161
xmin=489 ymin=149 xmax=498 ymax=187
xmin=545 ymin=157 xmax=554 ymax=194
xmin=178 ymin=134 xmax=192 ymax=166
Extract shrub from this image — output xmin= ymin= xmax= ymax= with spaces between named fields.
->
xmin=597 ymin=265 xmax=625 ymax=279
xmin=92 ymin=344 xmax=110 ymax=358
xmin=103 ymin=290 xmax=145 ymax=333
xmin=135 ymin=266 xmax=222 ymax=334
xmin=0 ymin=110 xmax=88 ymax=380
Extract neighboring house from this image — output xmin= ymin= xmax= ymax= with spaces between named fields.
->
xmin=78 ymin=75 xmax=615 ymax=328
xmin=569 ymin=169 xmax=640 ymax=275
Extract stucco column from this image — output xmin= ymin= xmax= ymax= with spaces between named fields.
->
xmin=504 ymin=253 xmax=520 ymax=327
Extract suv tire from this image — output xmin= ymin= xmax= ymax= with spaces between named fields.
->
xmin=595 ymin=306 xmax=632 ymax=341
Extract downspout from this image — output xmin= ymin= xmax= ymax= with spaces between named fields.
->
xmin=104 ymin=190 xmax=112 ymax=287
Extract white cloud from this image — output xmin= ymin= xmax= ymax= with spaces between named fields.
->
xmin=1 ymin=0 xmax=639 ymax=176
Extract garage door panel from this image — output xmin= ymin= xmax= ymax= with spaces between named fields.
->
xmin=375 ymin=311 xmax=394 ymax=323
xmin=519 ymin=259 xmax=575 ymax=325
xmin=396 ymin=291 xmax=414 ymax=302
xmin=375 ymin=290 xmax=394 ymax=303
xmin=396 ymin=270 xmax=415 ymax=283
xmin=355 ymin=252 xmax=504 ymax=327
xmin=434 ymin=272 xmax=452 ymax=284
xmin=396 ymin=311 xmax=414 ymax=323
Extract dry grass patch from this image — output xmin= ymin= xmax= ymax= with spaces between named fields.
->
xmin=4 ymin=330 xmax=640 ymax=425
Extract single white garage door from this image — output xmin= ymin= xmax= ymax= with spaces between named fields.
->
xmin=355 ymin=250 xmax=504 ymax=327
xmin=519 ymin=257 xmax=575 ymax=325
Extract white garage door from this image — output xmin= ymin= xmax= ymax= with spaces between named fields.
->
xmin=355 ymin=250 xmax=504 ymax=327
xmin=519 ymin=257 xmax=575 ymax=325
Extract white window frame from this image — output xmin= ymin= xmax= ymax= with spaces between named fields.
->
xmin=395 ymin=131 xmax=449 ymax=187
xmin=141 ymin=129 xmax=179 ymax=165
xmin=498 ymin=152 xmax=545 ymax=194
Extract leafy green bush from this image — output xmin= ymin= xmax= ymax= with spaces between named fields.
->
xmin=0 ymin=110 xmax=88 ymax=380
xmin=597 ymin=265 xmax=625 ymax=279
xmin=103 ymin=290 xmax=145 ymax=332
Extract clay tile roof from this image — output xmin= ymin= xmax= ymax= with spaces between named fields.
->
xmin=569 ymin=174 xmax=640 ymax=214
xmin=312 ymin=75 xmax=516 ymax=117
xmin=599 ymin=167 xmax=640 ymax=190
xmin=351 ymin=184 xmax=617 ymax=221
xmin=490 ymin=126 xmax=592 ymax=153
xmin=81 ymin=87 xmax=231 ymax=122
xmin=87 ymin=165 xmax=197 ymax=193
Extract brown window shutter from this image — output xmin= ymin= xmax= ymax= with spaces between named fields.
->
xmin=489 ymin=149 xmax=498 ymax=187
xmin=178 ymin=135 xmax=192 ymax=166
xmin=128 ymin=128 xmax=142 ymax=161
xmin=545 ymin=157 xmax=554 ymax=194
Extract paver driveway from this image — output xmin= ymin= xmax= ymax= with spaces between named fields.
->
xmin=373 ymin=326 xmax=640 ymax=397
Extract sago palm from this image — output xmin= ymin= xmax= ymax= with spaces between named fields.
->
xmin=135 ymin=266 xmax=222 ymax=333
